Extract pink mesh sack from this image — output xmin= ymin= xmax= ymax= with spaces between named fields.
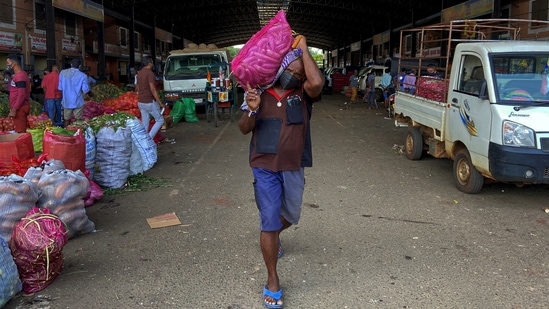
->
xmin=231 ymin=10 xmax=293 ymax=88
xmin=10 ymin=207 xmax=67 ymax=294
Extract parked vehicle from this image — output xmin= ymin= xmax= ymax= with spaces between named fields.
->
xmin=323 ymin=67 xmax=345 ymax=94
xmin=357 ymin=64 xmax=387 ymax=102
xmin=163 ymin=44 xmax=230 ymax=107
xmin=393 ymin=19 xmax=549 ymax=193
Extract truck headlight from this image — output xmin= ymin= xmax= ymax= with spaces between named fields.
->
xmin=502 ymin=121 xmax=535 ymax=148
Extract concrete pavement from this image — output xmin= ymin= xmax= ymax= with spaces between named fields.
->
xmin=5 ymin=92 xmax=549 ymax=309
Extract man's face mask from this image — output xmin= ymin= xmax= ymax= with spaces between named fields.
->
xmin=6 ymin=65 xmax=12 ymax=72
xmin=279 ymin=71 xmax=302 ymax=90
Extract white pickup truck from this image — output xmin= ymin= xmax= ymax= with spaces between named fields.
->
xmin=393 ymin=19 xmax=549 ymax=193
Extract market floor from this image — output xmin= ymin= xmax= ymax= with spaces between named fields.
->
xmin=4 ymin=92 xmax=549 ymax=309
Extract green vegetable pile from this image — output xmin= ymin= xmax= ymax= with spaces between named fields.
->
xmin=0 ymin=93 xmax=43 ymax=117
xmin=87 ymin=111 xmax=135 ymax=134
xmin=102 ymin=174 xmax=171 ymax=195
xmin=0 ymin=93 xmax=9 ymax=116
xmin=91 ymin=83 xmax=124 ymax=102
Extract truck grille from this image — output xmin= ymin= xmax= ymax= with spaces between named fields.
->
xmin=544 ymin=167 xmax=549 ymax=178
xmin=542 ymin=138 xmax=549 ymax=152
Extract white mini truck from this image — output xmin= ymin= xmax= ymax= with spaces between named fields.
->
xmin=163 ymin=44 xmax=230 ymax=107
xmin=393 ymin=19 xmax=549 ymax=193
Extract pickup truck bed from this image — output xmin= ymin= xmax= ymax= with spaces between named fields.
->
xmin=394 ymin=91 xmax=447 ymax=141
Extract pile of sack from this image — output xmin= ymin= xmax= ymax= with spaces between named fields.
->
xmin=0 ymin=162 xmax=97 ymax=305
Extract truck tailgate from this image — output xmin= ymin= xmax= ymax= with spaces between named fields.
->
xmin=394 ymin=92 xmax=446 ymax=140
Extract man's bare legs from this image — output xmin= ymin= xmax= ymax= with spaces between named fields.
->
xmin=262 ymin=216 xmax=292 ymax=306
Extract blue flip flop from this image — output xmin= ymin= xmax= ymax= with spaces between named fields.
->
xmin=263 ymin=285 xmax=283 ymax=309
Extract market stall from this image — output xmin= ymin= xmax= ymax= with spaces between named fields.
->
xmin=205 ymin=78 xmax=237 ymax=127
xmin=0 ymin=81 xmax=177 ymax=303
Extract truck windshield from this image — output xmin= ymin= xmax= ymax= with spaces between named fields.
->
xmin=492 ymin=53 xmax=549 ymax=104
xmin=164 ymin=54 xmax=225 ymax=80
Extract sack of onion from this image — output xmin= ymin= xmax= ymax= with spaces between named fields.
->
xmin=9 ymin=207 xmax=67 ymax=294
xmin=231 ymin=10 xmax=293 ymax=88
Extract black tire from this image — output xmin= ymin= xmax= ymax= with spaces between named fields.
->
xmin=405 ymin=127 xmax=423 ymax=160
xmin=453 ymin=149 xmax=484 ymax=194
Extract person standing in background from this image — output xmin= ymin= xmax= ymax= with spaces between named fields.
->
xmin=31 ymin=73 xmax=44 ymax=102
xmin=1 ymin=70 xmax=12 ymax=94
xmin=6 ymin=54 xmax=30 ymax=133
xmin=381 ymin=68 xmax=392 ymax=89
xmin=348 ymin=69 xmax=359 ymax=103
xmin=366 ymin=71 xmax=378 ymax=109
xmin=380 ymin=68 xmax=393 ymax=107
xmin=136 ymin=56 xmax=164 ymax=139
xmin=42 ymin=64 xmax=63 ymax=126
xmin=403 ymin=69 xmax=417 ymax=94
xmin=426 ymin=64 xmax=442 ymax=78
xmin=398 ymin=68 xmax=407 ymax=91
xmin=86 ymin=72 xmax=97 ymax=88
xmin=41 ymin=67 xmax=49 ymax=113
xmin=58 ymin=59 xmax=90 ymax=127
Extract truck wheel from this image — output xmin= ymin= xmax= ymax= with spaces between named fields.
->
xmin=453 ymin=149 xmax=484 ymax=194
xmin=405 ymin=127 xmax=423 ymax=160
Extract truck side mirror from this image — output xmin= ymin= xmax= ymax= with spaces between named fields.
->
xmin=478 ymin=80 xmax=488 ymax=100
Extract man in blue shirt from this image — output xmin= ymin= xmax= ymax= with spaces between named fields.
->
xmin=58 ymin=59 xmax=90 ymax=127
xmin=380 ymin=68 xmax=393 ymax=107
xmin=381 ymin=68 xmax=392 ymax=88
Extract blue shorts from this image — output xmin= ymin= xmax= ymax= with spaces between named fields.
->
xmin=252 ymin=167 xmax=305 ymax=232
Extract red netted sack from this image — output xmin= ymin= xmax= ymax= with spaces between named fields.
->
xmin=10 ymin=207 xmax=68 ymax=294
xmin=416 ymin=76 xmax=449 ymax=102
xmin=231 ymin=10 xmax=293 ymax=88
xmin=42 ymin=129 xmax=86 ymax=173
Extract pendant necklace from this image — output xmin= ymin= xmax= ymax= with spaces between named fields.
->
xmin=267 ymin=88 xmax=293 ymax=108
